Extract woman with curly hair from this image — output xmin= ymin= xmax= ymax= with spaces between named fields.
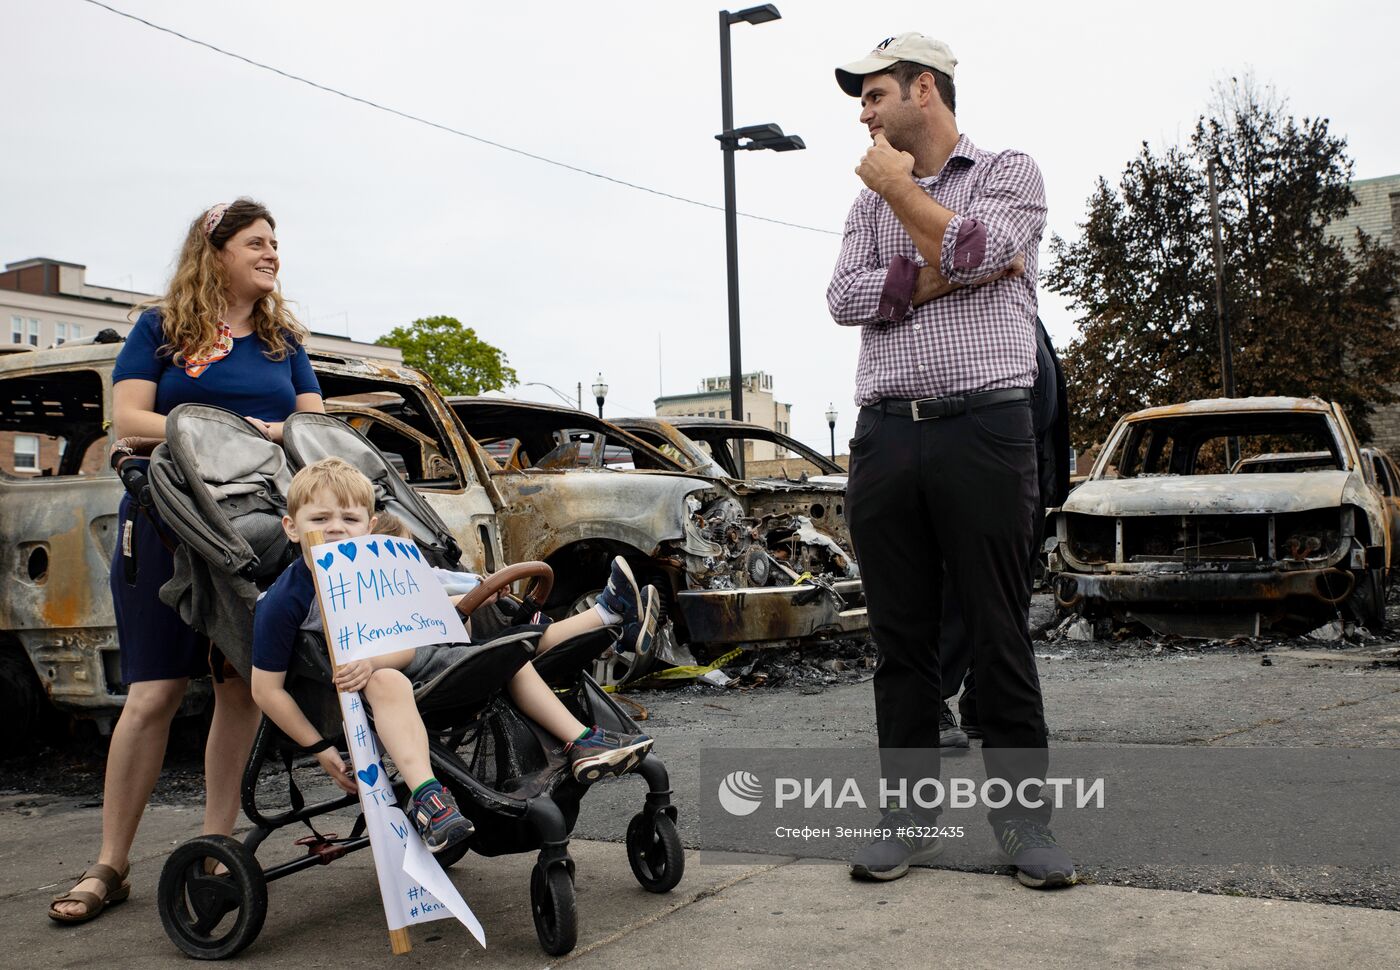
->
xmin=49 ymin=199 xmax=324 ymax=923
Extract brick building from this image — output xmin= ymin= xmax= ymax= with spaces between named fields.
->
xmin=654 ymin=371 xmax=794 ymax=461
xmin=1325 ymin=175 xmax=1400 ymax=450
xmin=1 ymin=256 xmax=402 ymax=476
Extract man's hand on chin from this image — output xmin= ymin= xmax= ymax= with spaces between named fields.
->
xmin=856 ymin=133 xmax=916 ymax=198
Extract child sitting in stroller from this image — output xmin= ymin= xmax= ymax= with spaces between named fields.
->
xmin=251 ymin=457 xmax=658 ymax=855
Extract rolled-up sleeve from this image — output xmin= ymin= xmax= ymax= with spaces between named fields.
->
xmin=939 ymin=152 xmax=1046 ymax=285
xmin=828 ymin=191 xmax=905 ymax=327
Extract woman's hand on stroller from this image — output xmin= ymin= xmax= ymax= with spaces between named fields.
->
xmin=315 ymin=748 xmax=357 ymax=794
xmin=243 ymin=416 xmax=286 ymax=443
xmin=334 ymin=660 xmax=374 ymax=693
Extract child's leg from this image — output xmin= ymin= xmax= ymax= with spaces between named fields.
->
xmin=378 ymin=647 xmax=418 ymax=671
xmin=505 ymin=663 xmax=653 ymax=782
xmin=537 ymin=609 xmax=603 ymax=654
xmin=361 ymin=668 xmax=432 ymax=789
xmin=506 ymin=664 xmax=588 ymax=742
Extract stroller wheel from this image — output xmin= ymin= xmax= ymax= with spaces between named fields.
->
xmin=158 ymin=835 xmax=268 ymax=960
xmin=626 ymin=811 xmax=685 ymax=893
xmin=529 ymin=863 xmax=578 ymax=956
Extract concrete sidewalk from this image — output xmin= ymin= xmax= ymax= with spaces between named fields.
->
xmin=8 ymin=798 xmax=1397 ymax=970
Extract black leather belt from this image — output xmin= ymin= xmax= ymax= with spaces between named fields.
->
xmin=875 ymin=386 xmax=1030 ymax=421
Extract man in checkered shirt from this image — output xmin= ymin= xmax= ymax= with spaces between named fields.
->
xmin=828 ymin=32 xmax=1076 ymax=889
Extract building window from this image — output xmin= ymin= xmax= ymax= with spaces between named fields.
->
xmin=26 ymin=318 xmax=39 ymax=346
xmin=9 ymin=317 xmax=21 ymax=344
xmin=14 ymin=435 xmax=40 ymax=471
xmin=55 ymin=322 xmax=67 ymax=344
xmin=1069 ymin=448 xmax=1078 ymax=476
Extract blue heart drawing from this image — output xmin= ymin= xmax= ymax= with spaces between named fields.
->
xmin=316 ymin=552 xmax=334 ymax=571
xmin=397 ymin=541 xmax=411 ymax=558
xmin=366 ymin=540 xmax=379 ymax=557
xmin=407 ymin=544 xmax=422 ymax=562
xmin=338 ymin=542 xmax=358 ymax=562
xmin=357 ymin=763 xmax=379 ymax=787
xmin=385 ymin=542 xmax=397 ymax=558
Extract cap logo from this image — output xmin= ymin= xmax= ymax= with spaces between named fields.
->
xmin=875 ymin=37 xmax=895 ymax=51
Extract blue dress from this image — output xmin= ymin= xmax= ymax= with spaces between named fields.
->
xmin=109 ymin=308 xmax=321 ymax=684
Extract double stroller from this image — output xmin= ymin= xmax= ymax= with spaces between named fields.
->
xmin=133 ymin=403 xmax=683 ymax=959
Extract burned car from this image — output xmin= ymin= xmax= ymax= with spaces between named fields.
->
xmin=0 ymin=340 xmax=505 ymax=732
xmin=614 ymin=415 xmax=846 ymax=485
xmin=1359 ymin=446 xmax=1400 ymax=569
xmin=447 ymin=397 xmax=866 ymax=681
xmin=1047 ymin=397 xmax=1391 ymax=637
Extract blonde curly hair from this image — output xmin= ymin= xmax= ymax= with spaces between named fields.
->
xmin=139 ymin=198 xmax=307 ymax=364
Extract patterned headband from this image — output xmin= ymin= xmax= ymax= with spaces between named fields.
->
xmin=203 ymin=203 xmax=231 ymax=237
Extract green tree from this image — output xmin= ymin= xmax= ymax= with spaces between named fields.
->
xmin=375 ymin=315 xmax=518 ymax=395
xmin=1047 ymin=77 xmax=1400 ymax=448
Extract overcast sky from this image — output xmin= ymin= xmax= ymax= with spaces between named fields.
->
xmin=4 ymin=0 xmax=1397 ymax=451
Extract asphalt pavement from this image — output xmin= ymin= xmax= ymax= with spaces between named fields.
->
xmin=7 ymin=595 xmax=1400 ymax=968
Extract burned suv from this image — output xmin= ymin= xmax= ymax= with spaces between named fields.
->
xmin=0 ymin=341 xmax=504 ymax=733
xmin=1047 ymin=397 xmax=1391 ymax=637
xmin=447 ymin=397 xmax=866 ymax=682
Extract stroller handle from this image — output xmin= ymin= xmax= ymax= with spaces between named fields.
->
xmin=456 ymin=561 xmax=553 ymax=618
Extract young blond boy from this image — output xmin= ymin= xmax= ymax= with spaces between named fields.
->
xmin=251 ymin=458 xmax=656 ymax=854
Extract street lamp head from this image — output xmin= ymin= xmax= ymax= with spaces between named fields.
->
xmin=721 ymin=123 xmax=807 ymax=153
xmin=728 ymin=4 xmax=780 ymax=26
xmin=591 ymin=372 xmax=608 ymax=401
xmin=765 ymin=134 xmax=805 ymax=152
xmin=825 ymin=404 xmax=838 ymax=426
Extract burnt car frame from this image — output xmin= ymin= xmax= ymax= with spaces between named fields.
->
xmin=0 ymin=340 xmax=506 ymax=731
xmin=1047 ymin=396 xmax=1391 ymax=638
xmin=445 ymin=397 xmax=866 ymax=678
xmin=612 ymin=415 xmax=845 ymax=484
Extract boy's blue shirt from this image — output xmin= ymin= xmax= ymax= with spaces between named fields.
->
xmin=252 ymin=557 xmax=317 ymax=673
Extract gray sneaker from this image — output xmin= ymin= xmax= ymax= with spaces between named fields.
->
xmin=995 ymin=818 xmax=1077 ymax=888
xmin=849 ymin=811 xmax=944 ymax=881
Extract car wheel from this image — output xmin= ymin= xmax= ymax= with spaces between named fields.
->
xmin=0 ymin=649 xmax=43 ymax=741
xmin=568 ymin=589 xmax=660 ymax=687
xmin=1348 ymin=568 xmax=1386 ymax=632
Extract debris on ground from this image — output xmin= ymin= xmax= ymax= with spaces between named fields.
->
xmin=1308 ymin=620 xmax=1345 ymax=642
xmin=625 ymin=637 xmax=877 ymax=695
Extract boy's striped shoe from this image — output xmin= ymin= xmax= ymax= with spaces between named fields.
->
xmin=408 ymin=781 xmax=474 ymax=854
xmin=566 ymin=727 xmax=654 ymax=783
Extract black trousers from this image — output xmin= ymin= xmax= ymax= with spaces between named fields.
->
xmin=941 ymin=503 xmax=1048 ymax=723
xmin=846 ymin=399 xmax=1050 ymax=824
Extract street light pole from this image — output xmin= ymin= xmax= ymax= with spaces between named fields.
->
xmin=719 ymin=10 xmax=742 ymax=447
xmin=825 ymin=403 xmax=838 ymax=463
xmin=717 ymin=5 xmax=799 ymax=478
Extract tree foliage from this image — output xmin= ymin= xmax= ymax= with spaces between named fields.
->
xmin=1047 ymin=77 xmax=1400 ymax=447
xmin=374 ymin=315 xmax=518 ymax=396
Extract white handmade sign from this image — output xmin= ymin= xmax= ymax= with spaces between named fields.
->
xmin=339 ymin=690 xmax=486 ymax=946
xmin=308 ymin=535 xmax=468 ymax=662
xmin=302 ymin=530 xmax=480 ymax=954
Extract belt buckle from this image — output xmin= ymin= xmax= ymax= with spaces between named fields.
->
xmin=911 ymin=396 xmax=942 ymax=422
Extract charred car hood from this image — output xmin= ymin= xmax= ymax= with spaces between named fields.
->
xmin=1063 ymin=471 xmax=1363 ymax=516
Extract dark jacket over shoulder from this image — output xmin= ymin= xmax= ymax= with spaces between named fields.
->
xmin=1031 ymin=318 xmax=1070 ymax=509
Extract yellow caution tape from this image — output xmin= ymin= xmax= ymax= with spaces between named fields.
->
xmin=637 ymin=646 xmax=747 ymax=682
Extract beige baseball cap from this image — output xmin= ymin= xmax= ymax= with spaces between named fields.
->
xmin=835 ymin=32 xmax=957 ymax=97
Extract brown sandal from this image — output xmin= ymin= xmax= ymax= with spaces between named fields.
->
xmin=47 ymin=864 xmax=131 ymax=924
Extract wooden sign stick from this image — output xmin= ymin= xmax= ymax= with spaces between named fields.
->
xmin=302 ymin=529 xmax=413 ymax=957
